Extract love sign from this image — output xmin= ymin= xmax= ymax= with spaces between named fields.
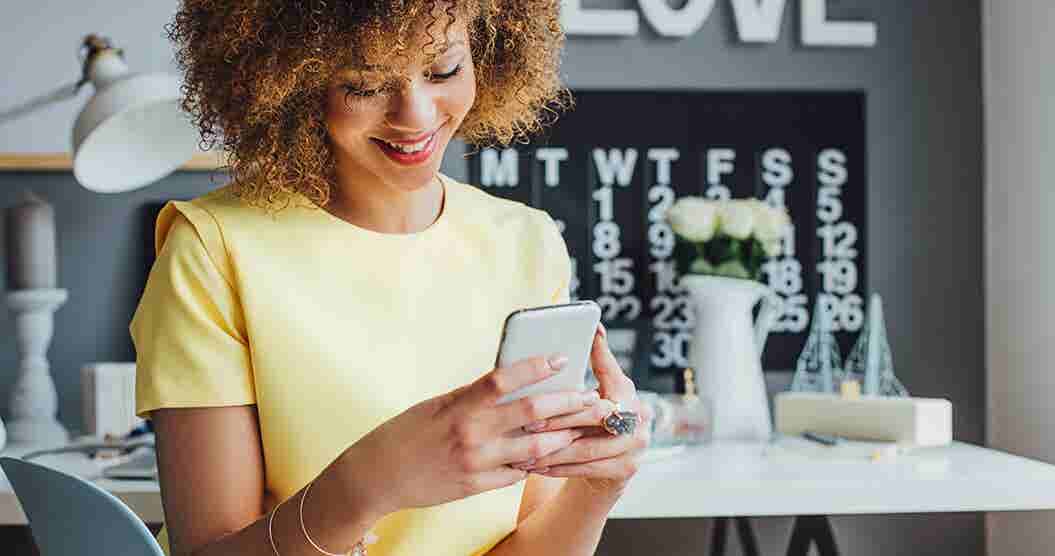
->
xmin=562 ymin=0 xmax=877 ymax=47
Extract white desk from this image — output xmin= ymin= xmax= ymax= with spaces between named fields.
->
xmin=613 ymin=439 xmax=1055 ymax=555
xmin=4 ymin=439 xmax=1055 ymax=553
xmin=610 ymin=439 xmax=1055 ymax=518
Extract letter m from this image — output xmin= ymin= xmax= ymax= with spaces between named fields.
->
xmin=480 ymin=148 xmax=519 ymax=187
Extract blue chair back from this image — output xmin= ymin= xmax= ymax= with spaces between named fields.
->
xmin=0 ymin=456 xmax=164 ymax=556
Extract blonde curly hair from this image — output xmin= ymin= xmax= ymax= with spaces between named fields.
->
xmin=167 ymin=0 xmax=571 ymax=211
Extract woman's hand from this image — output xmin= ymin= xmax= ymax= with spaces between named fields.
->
xmin=523 ymin=324 xmax=653 ymax=495
xmin=334 ymin=355 xmax=601 ymax=517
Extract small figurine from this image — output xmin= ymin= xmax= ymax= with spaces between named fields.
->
xmin=790 ymin=295 xmax=842 ymax=393
xmin=841 ymin=293 xmax=908 ymax=396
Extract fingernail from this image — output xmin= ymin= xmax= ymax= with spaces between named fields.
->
xmin=532 ymin=467 xmax=550 ymax=474
xmin=598 ymin=323 xmax=608 ymax=340
xmin=547 ymin=355 xmax=568 ymax=372
xmin=524 ymin=420 xmax=547 ymax=432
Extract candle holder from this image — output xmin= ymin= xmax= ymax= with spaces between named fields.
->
xmin=5 ymin=288 xmax=69 ymax=446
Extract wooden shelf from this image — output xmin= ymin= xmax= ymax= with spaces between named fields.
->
xmin=0 ymin=151 xmax=226 ymax=172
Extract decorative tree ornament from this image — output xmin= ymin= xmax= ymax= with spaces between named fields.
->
xmin=841 ymin=293 xmax=908 ymax=397
xmin=791 ymin=295 xmax=842 ymax=393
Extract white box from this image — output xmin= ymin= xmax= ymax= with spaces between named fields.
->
xmin=774 ymin=392 xmax=953 ymax=447
xmin=81 ymin=362 xmax=142 ymax=438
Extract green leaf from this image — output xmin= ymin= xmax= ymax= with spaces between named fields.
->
xmin=745 ymin=238 xmax=767 ymax=280
xmin=713 ymin=260 xmax=751 ymax=280
xmin=689 ymin=258 xmax=716 ymax=275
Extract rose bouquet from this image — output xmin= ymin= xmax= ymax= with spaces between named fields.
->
xmin=665 ymin=197 xmax=791 ymax=281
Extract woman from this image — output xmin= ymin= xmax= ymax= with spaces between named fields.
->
xmin=130 ymin=2 xmax=651 ymax=555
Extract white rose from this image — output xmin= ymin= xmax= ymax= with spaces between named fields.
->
xmin=666 ymin=197 xmax=718 ymax=242
xmin=750 ymin=200 xmax=791 ymax=243
xmin=717 ymin=199 xmax=754 ymax=240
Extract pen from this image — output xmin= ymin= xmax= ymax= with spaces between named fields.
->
xmin=801 ymin=431 xmax=842 ymax=446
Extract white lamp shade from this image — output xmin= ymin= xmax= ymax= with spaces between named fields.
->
xmin=72 ymin=72 xmax=200 ymax=193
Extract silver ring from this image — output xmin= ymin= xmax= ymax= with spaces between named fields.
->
xmin=601 ymin=401 xmax=639 ymax=436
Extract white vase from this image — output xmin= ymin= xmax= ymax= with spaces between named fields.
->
xmin=681 ymin=275 xmax=773 ymax=442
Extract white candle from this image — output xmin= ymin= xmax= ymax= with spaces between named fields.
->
xmin=4 ymin=190 xmax=57 ymax=290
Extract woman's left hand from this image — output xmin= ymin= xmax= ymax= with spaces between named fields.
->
xmin=521 ymin=323 xmax=653 ymax=494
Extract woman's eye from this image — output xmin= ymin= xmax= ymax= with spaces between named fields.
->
xmin=430 ymin=64 xmax=462 ymax=81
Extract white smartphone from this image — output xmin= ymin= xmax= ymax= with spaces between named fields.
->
xmin=494 ymin=300 xmax=602 ymax=405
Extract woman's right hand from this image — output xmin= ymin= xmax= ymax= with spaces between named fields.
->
xmin=334 ymin=354 xmax=599 ymax=517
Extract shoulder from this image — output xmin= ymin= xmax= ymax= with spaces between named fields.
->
xmin=444 ymin=174 xmax=560 ymax=241
xmin=174 ymin=184 xmax=276 ymax=232
xmin=154 ymin=182 xmax=304 ymax=252
xmin=445 ymin=175 xmax=571 ymax=302
xmin=153 ymin=184 xmax=265 ymax=287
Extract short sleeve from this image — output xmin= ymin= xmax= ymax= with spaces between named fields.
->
xmin=129 ymin=201 xmax=255 ymax=420
xmin=542 ymin=214 xmax=572 ymax=305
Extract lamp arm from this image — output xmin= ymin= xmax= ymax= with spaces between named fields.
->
xmin=0 ymin=82 xmax=82 ymax=128
xmin=0 ymin=35 xmax=119 ymax=128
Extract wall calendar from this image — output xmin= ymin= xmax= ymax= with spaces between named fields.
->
xmin=468 ymin=91 xmax=865 ymax=387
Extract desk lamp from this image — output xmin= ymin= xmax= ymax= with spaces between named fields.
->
xmin=0 ymin=34 xmax=200 ymax=192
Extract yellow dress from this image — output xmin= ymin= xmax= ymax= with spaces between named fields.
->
xmin=130 ymin=173 xmax=571 ymax=556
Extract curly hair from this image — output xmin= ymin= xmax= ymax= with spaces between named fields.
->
xmin=166 ymin=0 xmax=570 ymax=211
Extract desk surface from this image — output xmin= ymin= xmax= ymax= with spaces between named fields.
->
xmin=3 ymin=440 xmax=1055 ymax=525
xmin=612 ymin=439 xmax=1055 ymax=518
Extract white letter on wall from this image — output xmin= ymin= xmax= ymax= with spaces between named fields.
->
xmin=762 ymin=148 xmax=793 ymax=187
xmin=730 ymin=0 xmax=788 ymax=43
xmin=801 ymin=0 xmax=877 ymax=47
xmin=647 ymin=148 xmax=680 ymax=185
xmin=561 ymin=0 xmax=639 ymax=36
xmin=817 ymin=148 xmax=848 ymax=187
xmin=535 ymin=148 xmax=568 ymax=187
xmin=481 ymin=148 xmax=518 ymax=187
xmin=707 ymin=148 xmax=736 ymax=184
xmin=593 ymin=148 xmax=639 ymax=187
xmin=638 ymin=0 xmax=716 ymax=37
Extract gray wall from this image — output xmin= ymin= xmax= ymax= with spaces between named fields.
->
xmin=0 ymin=1 xmax=984 ymax=555
xmin=984 ymin=0 xmax=1055 ymax=554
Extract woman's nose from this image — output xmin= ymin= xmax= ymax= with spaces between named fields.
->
xmin=385 ymin=81 xmax=438 ymax=132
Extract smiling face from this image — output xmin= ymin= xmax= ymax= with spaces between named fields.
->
xmin=324 ymin=20 xmax=476 ymax=196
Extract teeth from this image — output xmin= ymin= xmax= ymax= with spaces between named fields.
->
xmin=383 ymin=135 xmax=431 ymax=154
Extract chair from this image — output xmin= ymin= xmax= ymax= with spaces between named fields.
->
xmin=0 ymin=456 xmax=164 ymax=556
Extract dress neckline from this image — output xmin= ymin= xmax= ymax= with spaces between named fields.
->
xmin=305 ymin=173 xmax=455 ymax=241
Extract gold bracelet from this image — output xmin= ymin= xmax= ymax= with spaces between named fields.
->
xmin=267 ymin=501 xmax=282 ymax=556
xmin=299 ymin=478 xmax=367 ymax=556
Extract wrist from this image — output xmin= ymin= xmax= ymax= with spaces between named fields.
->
xmin=290 ymin=456 xmax=383 ymax=556
xmin=560 ymin=478 xmax=626 ymax=509
xmin=333 ymin=443 xmax=396 ymax=521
